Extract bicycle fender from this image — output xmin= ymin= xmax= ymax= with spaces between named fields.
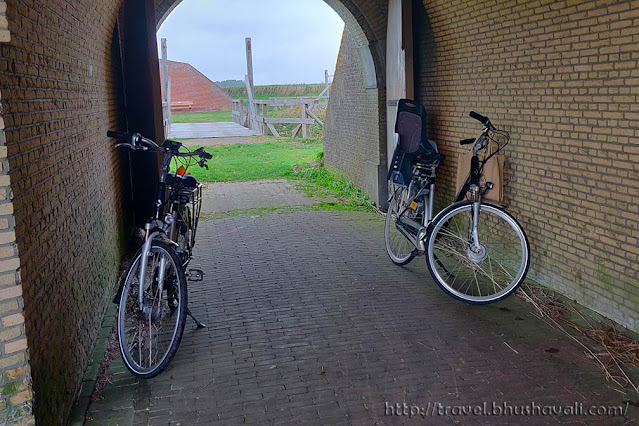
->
xmin=112 ymin=231 xmax=176 ymax=305
xmin=425 ymin=200 xmax=512 ymax=238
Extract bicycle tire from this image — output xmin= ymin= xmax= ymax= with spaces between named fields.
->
xmin=117 ymin=239 xmax=187 ymax=378
xmin=425 ymin=201 xmax=530 ymax=304
xmin=384 ymin=186 xmax=416 ymax=265
xmin=176 ymin=205 xmax=192 ymax=267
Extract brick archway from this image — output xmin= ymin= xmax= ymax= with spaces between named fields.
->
xmin=154 ymin=0 xmax=386 ymax=91
xmin=153 ymin=0 xmax=389 ymax=204
xmin=2 ymin=0 xmax=639 ymax=424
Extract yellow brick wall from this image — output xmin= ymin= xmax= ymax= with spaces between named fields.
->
xmin=414 ymin=0 xmax=639 ymax=329
xmin=0 ymin=0 xmax=34 ymax=424
xmin=324 ymin=30 xmax=383 ymax=203
xmin=0 ymin=0 xmax=128 ymax=423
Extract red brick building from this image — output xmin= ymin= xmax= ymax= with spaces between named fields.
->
xmin=164 ymin=60 xmax=232 ymax=112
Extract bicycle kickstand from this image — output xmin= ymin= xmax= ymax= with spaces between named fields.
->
xmin=186 ymin=308 xmax=206 ymax=328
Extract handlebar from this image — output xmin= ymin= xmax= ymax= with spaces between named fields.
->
xmin=106 ymin=130 xmax=134 ymax=143
xmin=107 ymin=130 xmax=160 ymax=151
xmin=469 ymin=111 xmax=495 ymax=131
xmin=192 ymin=147 xmax=213 ymax=160
xmin=469 ymin=111 xmax=488 ymax=124
xmin=107 ymin=130 xmax=211 ymax=166
xmin=460 ymin=111 xmax=497 ymax=147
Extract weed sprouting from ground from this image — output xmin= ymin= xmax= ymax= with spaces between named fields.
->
xmin=178 ymin=137 xmax=374 ymax=212
xmin=289 ymin=154 xmax=375 ymax=212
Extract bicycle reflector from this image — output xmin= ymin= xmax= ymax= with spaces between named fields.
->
xmin=177 ymin=166 xmax=186 ymax=176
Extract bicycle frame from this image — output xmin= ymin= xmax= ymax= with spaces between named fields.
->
xmin=135 ymin=144 xmax=199 ymax=312
xmin=392 ymin=164 xmax=437 ymax=252
xmin=385 ymin=109 xmax=529 ymax=305
xmin=135 ymin=152 xmax=176 ymax=312
xmin=393 ymin=129 xmax=493 ymax=255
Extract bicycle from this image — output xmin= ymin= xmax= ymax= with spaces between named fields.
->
xmin=385 ymin=100 xmax=530 ymax=304
xmin=107 ymin=130 xmax=211 ymax=378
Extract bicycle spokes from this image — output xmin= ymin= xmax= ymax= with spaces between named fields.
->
xmin=427 ymin=203 xmax=529 ymax=304
xmin=119 ymin=243 xmax=186 ymax=377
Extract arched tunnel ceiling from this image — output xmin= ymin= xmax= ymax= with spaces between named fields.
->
xmin=153 ymin=0 xmax=387 ymax=50
xmin=153 ymin=0 xmax=387 ymax=87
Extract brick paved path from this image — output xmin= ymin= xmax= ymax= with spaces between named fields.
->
xmin=201 ymin=180 xmax=333 ymax=214
xmin=126 ymin=211 xmax=633 ymax=425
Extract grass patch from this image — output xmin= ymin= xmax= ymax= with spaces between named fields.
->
xmin=172 ymin=137 xmax=374 ymax=214
xmin=290 ymin=162 xmax=375 ymax=211
xmin=174 ymin=138 xmax=322 ymax=182
xmin=171 ymin=110 xmax=233 ymax=123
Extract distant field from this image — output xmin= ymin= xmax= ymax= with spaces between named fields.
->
xmin=171 ymin=110 xmax=233 ymax=123
xmin=225 ymin=84 xmax=325 ymax=99
xmin=174 ymin=138 xmax=323 ymax=182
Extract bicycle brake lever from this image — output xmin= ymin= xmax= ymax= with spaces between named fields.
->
xmin=114 ymin=143 xmax=133 ymax=149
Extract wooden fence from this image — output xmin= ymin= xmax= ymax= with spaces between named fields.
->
xmin=232 ymin=98 xmax=327 ymax=138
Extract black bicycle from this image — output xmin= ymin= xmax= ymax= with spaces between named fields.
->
xmin=385 ymin=100 xmax=530 ymax=304
xmin=107 ymin=130 xmax=211 ymax=378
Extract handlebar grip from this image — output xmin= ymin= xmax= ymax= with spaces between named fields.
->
xmin=194 ymin=147 xmax=212 ymax=159
xmin=107 ymin=130 xmax=130 ymax=140
xmin=460 ymin=138 xmax=475 ymax=145
xmin=469 ymin=111 xmax=489 ymax=124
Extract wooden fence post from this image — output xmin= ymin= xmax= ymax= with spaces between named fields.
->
xmin=245 ymin=38 xmax=254 ymax=92
xmin=245 ymin=75 xmax=261 ymax=133
xmin=316 ymin=70 xmax=331 ymax=99
xmin=161 ymin=38 xmax=171 ymax=137
xmin=262 ymin=103 xmax=268 ymax=136
xmin=301 ymin=102 xmax=308 ymax=138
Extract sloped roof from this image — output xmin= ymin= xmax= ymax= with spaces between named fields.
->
xmin=164 ymin=60 xmax=232 ymax=112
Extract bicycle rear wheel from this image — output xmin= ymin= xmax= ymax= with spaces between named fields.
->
xmin=384 ymin=186 xmax=416 ymax=265
xmin=425 ymin=201 xmax=529 ymax=304
xmin=118 ymin=240 xmax=187 ymax=378
xmin=176 ymin=205 xmax=192 ymax=267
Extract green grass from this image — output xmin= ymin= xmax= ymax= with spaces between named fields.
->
xmin=172 ymin=137 xmax=374 ymax=213
xmin=171 ymin=110 xmax=233 ymax=123
xmin=232 ymin=95 xmax=328 ymax=101
xmin=174 ymin=138 xmax=323 ymax=182
xmin=224 ymin=84 xmax=325 ymax=99
xmin=290 ymin=163 xmax=375 ymax=211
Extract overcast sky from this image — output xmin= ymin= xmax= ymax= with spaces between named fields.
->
xmin=157 ymin=0 xmax=345 ymax=85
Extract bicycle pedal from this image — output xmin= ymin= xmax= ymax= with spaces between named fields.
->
xmin=186 ymin=269 xmax=204 ymax=282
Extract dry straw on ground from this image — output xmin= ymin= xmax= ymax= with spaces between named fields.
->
xmin=517 ymin=284 xmax=639 ymax=395
xmin=91 ymin=320 xmax=120 ymax=402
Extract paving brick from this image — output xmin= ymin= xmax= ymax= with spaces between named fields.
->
xmin=72 ymin=210 xmax=632 ymax=424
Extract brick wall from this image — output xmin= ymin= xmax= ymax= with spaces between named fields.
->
xmin=324 ymin=30 xmax=385 ymax=204
xmin=0 ymin=1 xmax=34 ymax=424
xmin=166 ymin=60 xmax=232 ymax=112
xmin=413 ymin=0 xmax=639 ymax=330
xmin=0 ymin=0 xmax=128 ymax=423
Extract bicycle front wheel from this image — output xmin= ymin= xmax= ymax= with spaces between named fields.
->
xmin=118 ymin=240 xmax=187 ymax=378
xmin=385 ymin=186 xmax=416 ymax=265
xmin=425 ymin=202 xmax=530 ymax=304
